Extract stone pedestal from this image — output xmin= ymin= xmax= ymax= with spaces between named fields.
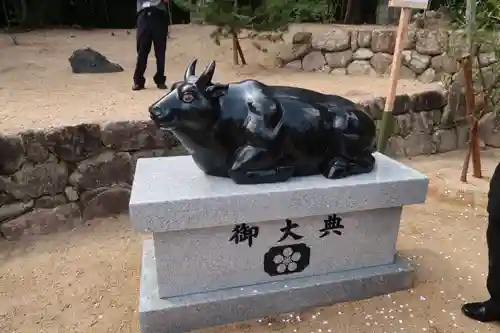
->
xmin=129 ymin=153 xmax=428 ymax=333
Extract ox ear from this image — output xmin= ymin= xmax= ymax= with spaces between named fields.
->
xmin=196 ymin=61 xmax=216 ymax=89
xmin=184 ymin=59 xmax=198 ymax=81
xmin=205 ymin=83 xmax=228 ymax=99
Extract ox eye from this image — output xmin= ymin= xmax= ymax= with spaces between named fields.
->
xmin=182 ymin=93 xmax=194 ymax=103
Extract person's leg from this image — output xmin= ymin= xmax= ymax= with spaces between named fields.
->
xmin=133 ymin=10 xmax=153 ymax=90
xmin=151 ymin=11 xmax=168 ymax=89
xmin=462 ymin=163 xmax=500 ymax=322
xmin=487 ymin=214 xmax=500 ymax=303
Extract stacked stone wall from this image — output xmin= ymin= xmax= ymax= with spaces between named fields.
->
xmin=275 ymin=28 xmax=495 ymax=84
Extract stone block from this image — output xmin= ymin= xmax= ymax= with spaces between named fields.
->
xmin=139 ymin=240 xmax=414 ymax=333
xmin=129 ymin=153 xmax=428 ymax=233
xmin=153 ymin=207 xmax=402 ymax=298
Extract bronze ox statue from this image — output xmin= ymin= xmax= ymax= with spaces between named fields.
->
xmin=149 ymin=59 xmax=376 ymax=185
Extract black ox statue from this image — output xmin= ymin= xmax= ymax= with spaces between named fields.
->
xmin=149 ymin=59 xmax=376 ymax=185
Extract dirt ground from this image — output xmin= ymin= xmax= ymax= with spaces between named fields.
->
xmin=0 ymin=24 xmax=441 ymax=134
xmin=1 ymin=149 xmax=500 ymax=333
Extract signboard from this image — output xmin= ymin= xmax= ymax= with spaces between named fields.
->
xmin=388 ymin=0 xmax=429 ymax=9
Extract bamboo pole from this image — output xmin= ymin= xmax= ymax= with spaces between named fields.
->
xmin=376 ymin=7 xmax=412 ymax=153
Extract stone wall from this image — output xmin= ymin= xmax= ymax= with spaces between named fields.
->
xmin=0 ymin=121 xmax=185 ymax=241
xmin=1 ymin=91 xmax=499 ymax=241
xmin=275 ymin=27 xmax=495 ymax=84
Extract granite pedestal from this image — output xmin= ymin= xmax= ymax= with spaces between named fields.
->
xmin=129 ymin=153 xmax=428 ymax=333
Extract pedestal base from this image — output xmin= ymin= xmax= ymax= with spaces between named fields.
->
xmin=139 ymin=240 xmax=414 ymax=333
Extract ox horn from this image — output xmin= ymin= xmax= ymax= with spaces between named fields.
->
xmin=184 ymin=59 xmax=198 ymax=81
xmin=196 ymin=60 xmax=216 ymax=88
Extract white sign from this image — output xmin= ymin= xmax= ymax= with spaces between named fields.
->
xmin=388 ymin=0 xmax=429 ymax=9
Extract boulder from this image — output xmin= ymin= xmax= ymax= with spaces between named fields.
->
xmin=0 ymin=134 xmax=25 ymax=175
xmin=101 ymin=120 xmax=176 ymax=151
xmin=312 ymin=29 xmax=351 ymax=52
xmin=324 ymin=50 xmax=353 ymax=68
xmin=370 ymin=53 xmax=393 ymax=74
xmin=353 ymin=48 xmax=373 ymax=61
xmin=82 ymin=187 xmax=131 ymax=221
xmin=371 ymin=30 xmax=396 ymax=54
xmin=478 ymin=112 xmax=500 ymax=148
xmin=0 ymin=160 xmax=68 ymax=200
xmin=302 ymin=52 xmax=326 ymax=71
xmin=44 ymin=124 xmax=102 ymax=163
xmin=346 ymin=60 xmax=376 ymax=76
xmin=415 ymin=29 xmax=449 ymax=56
xmin=69 ymin=48 xmax=124 ymax=74
xmin=69 ymin=151 xmax=133 ymax=191
xmin=0 ymin=203 xmax=81 ymax=241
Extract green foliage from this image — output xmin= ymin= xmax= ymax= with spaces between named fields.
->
xmin=176 ymin=0 xmax=300 ymax=45
xmin=443 ymin=0 xmax=500 ymax=115
xmin=444 ymin=0 xmax=500 ymax=28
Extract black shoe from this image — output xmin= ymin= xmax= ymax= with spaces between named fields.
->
xmin=156 ymin=83 xmax=168 ymax=90
xmin=132 ymin=84 xmax=145 ymax=91
xmin=462 ymin=300 xmax=500 ymax=322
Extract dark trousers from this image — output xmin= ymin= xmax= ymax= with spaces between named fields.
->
xmin=487 ymin=214 xmax=500 ymax=303
xmin=487 ymin=163 xmax=500 ymax=303
xmin=133 ymin=8 xmax=168 ymax=86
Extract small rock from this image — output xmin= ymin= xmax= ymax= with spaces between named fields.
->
xmin=400 ymin=66 xmax=416 ymax=79
xmin=274 ymin=44 xmax=311 ymax=67
xmin=0 ymin=134 xmax=25 ymax=175
xmin=371 ymin=30 xmax=396 ymax=54
xmin=433 ymin=129 xmax=458 ymax=153
xmin=330 ymin=68 xmax=347 ymax=76
xmin=292 ymin=32 xmax=313 ymax=45
xmin=302 ymin=51 xmax=326 ymax=71
xmin=82 ymin=187 xmax=131 ymax=221
xmin=394 ymin=114 xmax=413 ymax=136
xmin=478 ymin=112 xmax=500 ymax=147
xmin=476 ymin=52 xmax=497 ymax=67
xmin=431 ymin=54 xmax=459 ymax=74
xmin=402 ymin=131 xmax=437 ymax=157
xmin=370 ymin=53 xmax=393 ymax=74
xmin=324 ymin=50 xmax=353 ymax=68
xmin=416 ymin=29 xmax=449 ymax=56
xmin=353 ymin=48 xmax=373 ymax=60
xmin=403 ymin=29 xmax=416 ymax=50
xmin=411 ymin=90 xmax=446 ymax=112
xmin=357 ymin=31 xmax=372 ymax=48
xmin=385 ymin=136 xmax=406 ymax=157
xmin=21 ymin=130 xmax=49 ymax=163
xmin=65 ymin=186 xmax=79 ymax=202
xmin=350 ymin=31 xmax=359 ymax=51
xmin=69 ymin=48 xmax=124 ymax=74
xmin=404 ymin=51 xmax=431 ymax=75
xmin=285 ymin=59 xmax=303 ymax=70
xmin=0 ymin=200 xmax=34 ymax=223
xmin=35 ymin=195 xmax=67 ymax=209
xmin=347 ymin=60 xmax=377 ymax=76
xmin=418 ymin=68 xmax=437 ymax=83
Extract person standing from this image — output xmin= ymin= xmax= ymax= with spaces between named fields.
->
xmin=133 ymin=0 xmax=169 ymax=91
xmin=462 ymin=162 xmax=500 ymax=322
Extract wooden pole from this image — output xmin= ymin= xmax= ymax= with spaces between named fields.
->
xmin=376 ymin=7 xmax=412 ymax=153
